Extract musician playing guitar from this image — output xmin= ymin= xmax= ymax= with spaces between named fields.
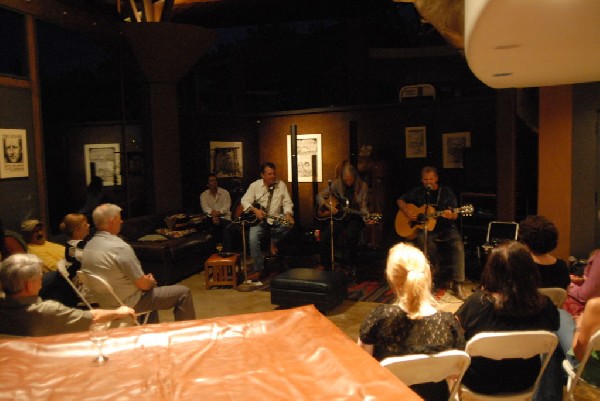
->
xmin=316 ymin=161 xmax=377 ymax=274
xmin=240 ymin=162 xmax=294 ymax=280
xmin=396 ymin=166 xmax=466 ymax=300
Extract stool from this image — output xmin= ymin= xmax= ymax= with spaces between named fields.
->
xmin=270 ymin=268 xmax=347 ymax=313
xmin=205 ymin=253 xmax=240 ymax=289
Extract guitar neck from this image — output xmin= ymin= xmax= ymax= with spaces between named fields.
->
xmin=428 ymin=207 xmax=462 ymax=218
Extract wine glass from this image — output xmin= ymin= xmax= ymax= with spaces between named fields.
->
xmin=89 ymin=322 xmax=110 ymax=364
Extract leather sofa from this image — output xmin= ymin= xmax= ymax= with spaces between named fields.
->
xmin=120 ymin=214 xmax=215 ymax=286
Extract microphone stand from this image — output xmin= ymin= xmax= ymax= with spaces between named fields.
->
xmin=328 ymin=180 xmax=335 ymax=271
xmin=236 ymin=212 xmax=257 ymax=292
xmin=423 ymin=186 xmax=431 ymax=260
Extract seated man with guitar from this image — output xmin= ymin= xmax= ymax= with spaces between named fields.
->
xmin=240 ymin=162 xmax=294 ymax=279
xmin=396 ymin=166 xmax=467 ymax=300
xmin=316 ymin=161 xmax=379 ymax=275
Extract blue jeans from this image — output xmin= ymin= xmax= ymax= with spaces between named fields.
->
xmin=248 ymin=222 xmax=291 ymax=272
xmin=535 ymin=309 xmax=577 ymax=401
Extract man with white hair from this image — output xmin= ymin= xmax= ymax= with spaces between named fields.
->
xmin=82 ymin=203 xmax=196 ymax=323
xmin=0 ymin=254 xmax=135 ymax=337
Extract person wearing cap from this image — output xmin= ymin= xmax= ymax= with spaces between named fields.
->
xmin=20 ymin=219 xmax=64 ymax=272
xmin=0 ymin=253 xmax=135 ymax=337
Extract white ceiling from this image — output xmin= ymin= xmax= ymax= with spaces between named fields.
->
xmin=464 ymin=0 xmax=600 ymax=88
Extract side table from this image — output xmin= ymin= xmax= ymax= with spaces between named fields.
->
xmin=205 ymin=253 xmax=240 ymax=289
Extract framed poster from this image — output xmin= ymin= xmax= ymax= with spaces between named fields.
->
xmin=0 ymin=128 xmax=28 ymax=179
xmin=210 ymin=141 xmax=243 ymax=177
xmin=287 ymin=133 xmax=322 ymax=182
xmin=84 ymin=143 xmax=121 ymax=186
xmin=405 ymin=126 xmax=427 ymax=158
xmin=442 ymin=131 xmax=471 ymax=169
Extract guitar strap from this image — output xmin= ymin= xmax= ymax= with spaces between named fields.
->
xmin=265 ymin=185 xmax=275 ymax=222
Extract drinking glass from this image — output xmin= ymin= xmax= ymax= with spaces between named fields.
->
xmin=89 ymin=322 xmax=110 ymax=364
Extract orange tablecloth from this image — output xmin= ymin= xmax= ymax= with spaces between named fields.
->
xmin=0 ymin=305 xmax=421 ymax=401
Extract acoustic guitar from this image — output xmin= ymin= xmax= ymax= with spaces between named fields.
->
xmin=395 ymin=203 xmax=474 ymax=239
xmin=232 ymin=202 xmax=293 ymax=227
xmin=315 ymin=192 xmax=382 ymax=222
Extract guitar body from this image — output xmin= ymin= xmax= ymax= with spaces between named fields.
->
xmin=395 ymin=203 xmax=474 ymax=239
xmin=395 ymin=204 xmax=436 ymax=239
xmin=315 ymin=193 xmax=347 ymax=220
xmin=232 ymin=202 xmax=292 ymax=227
xmin=315 ymin=192 xmax=383 ymax=223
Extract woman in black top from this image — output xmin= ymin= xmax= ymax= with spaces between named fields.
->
xmin=359 ymin=243 xmax=464 ymax=401
xmin=518 ymin=215 xmax=570 ymax=289
xmin=455 ymin=241 xmax=559 ymax=395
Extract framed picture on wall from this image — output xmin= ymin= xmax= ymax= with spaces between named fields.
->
xmin=442 ymin=131 xmax=471 ymax=168
xmin=0 ymin=128 xmax=29 ymax=179
xmin=287 ymin=133 xmax=322 ymax=182
xmin=84 ymin=143 xmax=121 ymax=186
xmin=405 ymin=126 xmax=427 ymax=158
xmin=210 ymin=141 xmax=243 ymax=178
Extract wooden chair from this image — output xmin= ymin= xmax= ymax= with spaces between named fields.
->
xmin=381 ymin=350 xmax=471 ymax=401
xmin=562 ymin=329 xmax=600 ymax=400
xmin=462 ymin=330 xmax=558 ymax=400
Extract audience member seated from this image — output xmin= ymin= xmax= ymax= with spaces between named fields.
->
xmin=20 ymin=219 xmax=64 ymax=272
xmin=0 ymin=254 xmax=135 ymax=337
xmin=518 ymin=215 xmax=570 ymax=289
xmin=19 ymin=218 xmax=80 ymax=306
xmin=455 ymin=241 xmax=559 ymax=395
xmin=82 ymin=203 xmax=196 ymax=323
xmin=200 ymin=173 xmax=233 ymax=251
xmin=0 ymin=219 xmax=26 ymax=261
xmin=359 ymin=242 xmax=465 ymax=401
xmin=537 ymin=297 xmax=600 ymax=401
xmin=565 ymin=249 xmax=600 ymax=317
xmin=61 ymin=213 xmax=90 ymax=277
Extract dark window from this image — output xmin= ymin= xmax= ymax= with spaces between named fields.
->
xmin=0 ymin=7 xmax=27 ymax=78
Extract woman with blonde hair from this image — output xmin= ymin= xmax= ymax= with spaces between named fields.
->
xmin=359 ymin=242 xmax=464 ymax=401
xmin=60 ymin=213 xmax=90 ymax=275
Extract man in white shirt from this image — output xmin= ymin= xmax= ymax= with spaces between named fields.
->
xmin=240 ymin=162 xmax=294 ymax=278
xmin=82 ymin=203 xmax=196 ymax=323
xmin=200 ymin=173 xmax=232 ymax=251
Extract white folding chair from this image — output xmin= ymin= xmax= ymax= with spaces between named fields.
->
xmin=538 ymin=287 xmax=567 ymax=308
xmin=76 ymin=270 xmax=151 ymax=326
xmin=462 ymin=330 xmax=558 ymax=400
xmin=381 ymin=350 xmax=471 ymax=401
xmin=562 ymin=329 xmax=600 ymax=400
xmin=56 ymin=259 xmax=93 ymax=309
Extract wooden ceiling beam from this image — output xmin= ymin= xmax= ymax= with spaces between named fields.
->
xmin=0 ymin=0 xmax=121 ymax=40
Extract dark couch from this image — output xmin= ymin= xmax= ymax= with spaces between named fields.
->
xmin=120 ymin=214 xmax=215 ymax=286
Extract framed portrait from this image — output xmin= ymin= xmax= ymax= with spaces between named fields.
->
xmin=0 ymin=128 xmax=29 ymax=179
xmin=405 ymin=126 xmax=427 ymax=158
xmin=442 ymin=132 xmax=471 ymax=169
xmin=210 ymin=141 xmax=243 ymax=178
xmin=287 ymin=133 xmax=322 ymax=182
xmin=84 ymin=143 xmax=121 ymax=186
